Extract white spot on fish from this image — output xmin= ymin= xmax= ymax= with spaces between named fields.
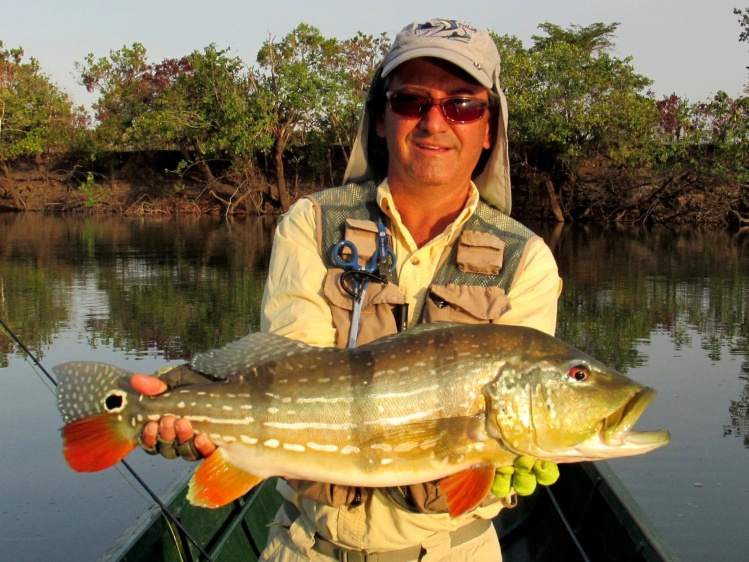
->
xmin=341 ymin=446 xmax=360 ymax=455
xmin=268 ymin=407 xmax=279 ymax=414
xmin=393 ymin=442 xmax=420 ymax=453
xmin=264 ymin=439 xmax=280 ymax=448
xmin=209 ymin=433 xmax=222 ymax=440
xmin=381 ymin=458 xmax=394 ymax=465
xmin=307 ymin=442 xmax=338 ymax=452
xmin=223 ymin=436 xmax=237 ymax=444
xmin=370 ymin=443 xmax=392 ymax=452
xmin=263 ymin=421 xmax=356 ymax=431
xmin=137 ymin=414 xmax=143 ymax=422
xmin=283 ymin=443 xmax=306 ymax=452
xmin=222 ymin=405 xmax=233 ymax=412
xmin=177 ymin=402 xmax=185 ymax=409
xmin=147 ymin=414 xmax=160 ymax=421
xmin=295 ymin=396 xmax=353 ymax=404
xmin=240 ymin=435 xmax=258 ymax=445
xmin=318 ymin=378 xmax=330 ymax=383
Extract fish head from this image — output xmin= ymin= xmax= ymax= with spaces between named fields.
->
xmin=484 ymin=337 xmax=670 ymax=463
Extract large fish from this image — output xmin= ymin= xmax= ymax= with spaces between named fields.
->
xmin=55 ymin=323 xmax=669 ymax=517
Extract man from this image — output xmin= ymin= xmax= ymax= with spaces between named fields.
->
xmin=134 ymin=18 xmax=561 ymax=561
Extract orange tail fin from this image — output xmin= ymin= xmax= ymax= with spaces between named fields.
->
xmin=438 ymin=463 xmax=496 ymax=517
xmin=187 ymin=448 xmax=264 ymax=508
xmin=62 ymin=414 xmax=137 ymax=472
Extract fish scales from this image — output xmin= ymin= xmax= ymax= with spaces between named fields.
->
xmin=54 ymin=323 xmax=670 ymax=515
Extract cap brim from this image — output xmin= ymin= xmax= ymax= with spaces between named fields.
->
xmin=381 ymin=47 xmax=493 ymax=90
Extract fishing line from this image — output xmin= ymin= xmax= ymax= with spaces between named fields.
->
xmin=0 ymin=316 xmax=216 ymax=562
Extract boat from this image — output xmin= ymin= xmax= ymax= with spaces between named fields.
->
xmin=100 ymin=461 xmax=680 ymax=561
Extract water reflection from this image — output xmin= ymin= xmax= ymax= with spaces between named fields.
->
xmin=531 ymin=222 xmax=749 ymax=370
xmin=2 ymin=216 xmax=749 ymax=561
xmin=0 ymin=213 xmax=276 ymax=363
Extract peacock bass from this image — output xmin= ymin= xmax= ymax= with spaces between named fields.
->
xmin=55 ymin=323 xmax=670 ymax=517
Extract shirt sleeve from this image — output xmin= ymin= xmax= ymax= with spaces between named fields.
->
xmin=498 ymin=236 xmax=562 ymax=336
xmin=260 ymin=198 xmax=337 ymax=347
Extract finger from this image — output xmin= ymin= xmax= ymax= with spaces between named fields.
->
xmin=159 ymin=416 xmax=177 ymax=441
xmin=174 ymin=418 xmax=195 ymax=445
xmin=194 ymin=434 xmax=217 ymax=457
xmin=130 ymin=374 xmax=169 ymax=396
xmin=142 ymin=421 xmax=159 ymax=448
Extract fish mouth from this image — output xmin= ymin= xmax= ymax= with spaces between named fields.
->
xmin=598 ymin=387 xmax=670 ymax=452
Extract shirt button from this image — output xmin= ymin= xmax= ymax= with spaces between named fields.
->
xmin=410 ymin=257 xmax=420 ymax=265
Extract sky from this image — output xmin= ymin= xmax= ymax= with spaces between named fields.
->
xmin=2 ymin=0 xmax=747 ymax=110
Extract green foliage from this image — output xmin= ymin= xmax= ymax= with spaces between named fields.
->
xmin=497 ymin=23 xmax=657 ymax=168
xmin=0 ymin=41 xmax=86 ymax=162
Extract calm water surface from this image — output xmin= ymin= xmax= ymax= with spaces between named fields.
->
xmin=1 ymin=215 xmax=747 ymax=561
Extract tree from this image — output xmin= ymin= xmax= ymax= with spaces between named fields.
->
xmin=1 ymin=41 xmax=85 ymax=210
xmin=304 ymin=31 xmax=390 ymax=185
xmin=495 ymin=23 xmax=657 ymax=221
xmin=77 ymin=43 xmax=156 ymax=149
xmin=253 ymin=24 xmax=342 ymax=210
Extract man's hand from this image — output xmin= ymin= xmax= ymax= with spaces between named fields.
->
xmin=491 ymin=456 xmax=560 ymax=498
xmin=130 ymin=372 xmax=216 ymax=460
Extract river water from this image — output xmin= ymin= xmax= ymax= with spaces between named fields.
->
xmin=0 ymin=214 xmax=747 ymax=561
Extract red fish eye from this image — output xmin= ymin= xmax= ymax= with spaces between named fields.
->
xmin=568 ymin=365 xmax=590 ymax=382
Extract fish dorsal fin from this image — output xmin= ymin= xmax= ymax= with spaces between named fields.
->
xmin=189 ymin=332 xmax=314 ymax=379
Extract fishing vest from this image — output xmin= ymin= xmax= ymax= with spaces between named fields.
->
xmin=306 ymin=181 xmax=540 ymax=349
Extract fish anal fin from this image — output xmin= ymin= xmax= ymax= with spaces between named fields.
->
xmin=438 ymin=463 xmax=496 ymax=517
xmin=62 ymin=414 xmax=137 ymax=472
xmin=187 ymin=449 xmax=264 ymax=508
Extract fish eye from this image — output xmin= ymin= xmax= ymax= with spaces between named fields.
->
xmin=568 ymin=365 xmax=590 ymax=382
xmin=103 ymin=391 xmax=126 ymax=412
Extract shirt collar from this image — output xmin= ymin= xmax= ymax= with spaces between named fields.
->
xmin=375 ymin=179 xmax=480 ymax=249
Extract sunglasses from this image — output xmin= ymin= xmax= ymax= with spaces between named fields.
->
xmin=385 ymin=91 xmax=490 ymax=123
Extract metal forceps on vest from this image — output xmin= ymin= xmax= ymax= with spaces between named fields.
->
xmin=331 ymin=221 xmax=396 ymax=348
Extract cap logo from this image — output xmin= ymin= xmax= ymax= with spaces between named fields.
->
xmin=414 ymin=19 xmax=476 ymax=44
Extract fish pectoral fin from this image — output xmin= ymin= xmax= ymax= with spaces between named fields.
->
xmin=61 ymin=414 xmax=137 ymax=472
xmin=361 ymin=416 xmax=486 ymax=456
xmin=438 ymin=463 xmax=496 ymax=517
xmin=187 ymin=449 xmax=264 ymax=508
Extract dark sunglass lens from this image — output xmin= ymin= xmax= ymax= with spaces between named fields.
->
xmin=389 ymin=93 xmax=429 ymax=118
xmin=444 ymin=99 xmax=486 ymax=122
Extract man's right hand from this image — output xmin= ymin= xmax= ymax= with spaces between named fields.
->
xmin=130 ymin=373 xmax=217 ymax=460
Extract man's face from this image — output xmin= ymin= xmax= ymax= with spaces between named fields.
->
xmin=376 ymin=57 xmax=493 ymax=194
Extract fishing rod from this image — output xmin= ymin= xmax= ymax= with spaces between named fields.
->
xmin=0 ymin=316 xmax=216 ymax=562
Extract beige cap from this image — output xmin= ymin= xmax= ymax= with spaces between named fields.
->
xmin=344 ymin=18 xmax=512 ymax=215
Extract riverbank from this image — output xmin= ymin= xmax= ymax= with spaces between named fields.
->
xmin=2 ymin=151 xmax=748 ymax=226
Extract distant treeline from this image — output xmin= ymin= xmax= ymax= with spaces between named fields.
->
xmin=1 ymin=17 xmax=749 ymax=224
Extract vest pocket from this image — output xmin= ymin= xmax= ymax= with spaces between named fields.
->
xmin=422 ymin=283 xmax=510 ymax=324
xmin=323 ymin=268 xmax=406 ymax=348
